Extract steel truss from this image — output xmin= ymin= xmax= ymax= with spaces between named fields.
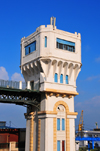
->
xmin=0 ymin=87 xmax=41 ymax=109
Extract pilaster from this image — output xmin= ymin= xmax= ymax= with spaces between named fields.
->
xmin=24 ymin=112 xmax=35 ymax=151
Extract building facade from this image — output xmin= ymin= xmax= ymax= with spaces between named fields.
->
xmin=20 ymin=18 xmax=81 ymax=151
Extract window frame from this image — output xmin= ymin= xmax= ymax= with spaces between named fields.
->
xmin=62 ymin=140 xmax=65 ymax=151
xmin=54 ymin=73 xmax=58 ymax=83
xmin=60 ymin=74 xmax=63 ymax=83
xmin=65 ymin=75 xmax=68 ymax=84
xmin=56 ymin=38 xmax=75 ymax=52
xmin=45 ymin=36 xmax=47 ymax=47
xmin=57 ymin=140 xmax=60 ymax=151
xmin=57 ymin=118 xmax=60 ymax=131
xmin=62 ymin=119 xmax=65 ymax=131
xmin=25 ymin=41 xmax=36 ymax=56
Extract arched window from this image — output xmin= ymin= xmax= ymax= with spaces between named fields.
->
xmin=54 ymin=73 xmax=58 ymax=82
xmin=66 ymin=75 xmax=68 ymax=84
xmin=57 ymin=105 xmax=66 ymax=151
xmin=60 ymin=74 xmax=63 ymax=83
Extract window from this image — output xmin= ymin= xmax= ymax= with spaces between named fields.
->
xmin=56 ymin=38 xmax=75 ymax=52
xmin=62 ymin=119 xmax=65 ymax=131
xmin=25 ymin=41 xmax=36 ymax=55
xmin=45 ymin=36 xmax=47 ymax=47
xmin=54 ymin=73 xmax=58 ymax=82
xmin=60 ymin=74 xmax=63 ymax=83
xmin=66 ymin=75 xmax=68 ymax=84
xmin=62 ymin=141 xmax=65 ymax=151
xmin=57 ymin=141 xmax=60 ymax=151
xmin=57 ymin=118 xmax=60 ymax=130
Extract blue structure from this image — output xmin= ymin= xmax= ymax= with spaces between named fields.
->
xmin=76 ymin=137 xmax=100 ymax=151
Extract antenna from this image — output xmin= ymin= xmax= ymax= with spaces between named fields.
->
xmin=50 ymin=17 xmax=56 ymax=29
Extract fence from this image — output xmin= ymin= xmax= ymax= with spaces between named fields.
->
xmin=0 ymin=79 xmax=40 ymax=91
xmin=0 ymin=80 xmax=26 ymax=90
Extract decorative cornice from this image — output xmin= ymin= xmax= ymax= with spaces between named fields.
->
xmin=38 ymin=111 xmax=57 ymax=115
xmin=45 ymin=88 xmax=78 ymax=97
xmin=38 ymin=111 xmax=78 ymax=116
xmin=67 ymin=112 xmax=78 ymax=116
xmin=24 ymin=112 xmax=35 ymax=119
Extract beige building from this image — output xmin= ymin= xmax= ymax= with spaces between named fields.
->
xmin=20 ymin=17 xmax=81 ymax=151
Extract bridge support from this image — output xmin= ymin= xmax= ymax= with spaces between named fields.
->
xmin=24 ymin=106 xmax=39 ymax=151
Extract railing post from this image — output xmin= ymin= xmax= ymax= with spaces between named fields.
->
xmin=27 ymin=81 xmax=30 ymax=89
xmin=19 ymin=81 xmax=22 ymax=89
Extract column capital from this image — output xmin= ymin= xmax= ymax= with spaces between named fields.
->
xmin=24 ymin=112 xmax=35 ymax=119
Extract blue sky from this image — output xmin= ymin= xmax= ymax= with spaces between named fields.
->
xmin=0 ymin=0 xmax=100 ymax=129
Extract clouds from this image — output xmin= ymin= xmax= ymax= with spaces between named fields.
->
xmin=75 ymin=96 xmax=100 ymax=109
xmin=0 ymin=66 xmax=9 ymax=80
xmin=11 ymin=73 xmax=24 ymax=82
xmin=0 ymin=67 xmax=25 ymax=127
xmin=86 ymin=75 xmax=100 ymax=81
xmin=0 ymin=66 xmax=24 ymax=82
xmin=75 ymin=96 xmax=100 ymax=129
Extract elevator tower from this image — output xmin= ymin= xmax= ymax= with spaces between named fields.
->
xmin=20 ymin=17 xmax=81 ymax=151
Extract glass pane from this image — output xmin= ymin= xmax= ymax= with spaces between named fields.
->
xmin=57 ymin=42 xmax=59 ymax=48
xmin=62 ymin=141 xmax=65 ymax=151
xmin=25 ymin=41 xmax=36 ymax=55
xmin=59 ymin=43 xmax=63 ymax=49
xmin=66 ymin=75 xmax=68 ymax=84
xmin=54 ymin=73 xmax=58 ymax=82
xmin=45 ymin=36 xmax=47 ymax=47
xmin=57 ymin=141 xmax=60 ymax=151
xmin=31 ymin=41 xmax=36 ymax=52
xmin=62 ymin=119 xmax=65 ymax=130
xmin=25 ymin=47 xmax=29 ymax=55
xmin=60 ymin=74 xmax=63 ymax=83
xmin=57 ymin=118 xmax=60 ymax=130
xmin=56 ymin=38 xmax=75 ymax=47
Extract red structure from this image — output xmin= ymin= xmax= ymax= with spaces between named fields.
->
xmin=0 ymin=122 xmax=25 ymax=150
xmin=0 ymin=128 xmax=18 ymax=143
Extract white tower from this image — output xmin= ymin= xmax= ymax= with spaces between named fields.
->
xmin=20 ymin=17 xmax=81 ymax=151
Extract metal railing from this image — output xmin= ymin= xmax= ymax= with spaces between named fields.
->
xmin=0 ymin=79 xmax=26 ymax=90
xmin=0 ymin=79 xmax=40 ymax=91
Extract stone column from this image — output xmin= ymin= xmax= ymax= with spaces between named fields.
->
xmin=30 ymin=112 xmax=34 ymax=151
xmin=24 ymin=112 xmax=35 ymax=151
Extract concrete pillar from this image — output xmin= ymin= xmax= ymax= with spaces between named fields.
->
xmin=30 ymin=112 xmax=34 ymax=151
xmin=19 ymin=81 xmax=22 ymax=89
xmin=24 ymin=112 xmax=34 ymax=151
xmin=27 ymin=81 xmax=30 ymax=89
